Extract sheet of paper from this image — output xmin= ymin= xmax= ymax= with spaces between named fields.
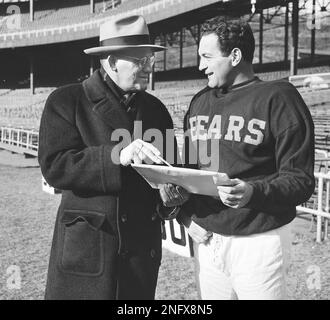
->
xmin=131 ymin=164 xmax=230 ymax=197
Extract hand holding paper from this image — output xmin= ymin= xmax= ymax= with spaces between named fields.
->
xmin=159 ymin=184 xmax=190 ymax=207
xmin=213 ymin=177 xmax=254 ymax=208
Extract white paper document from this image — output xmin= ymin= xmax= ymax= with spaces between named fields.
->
xmin=131 ymin=164 xmax=230 ymax=197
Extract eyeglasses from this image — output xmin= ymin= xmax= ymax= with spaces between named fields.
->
xmin=115 ymin=54 xmax=155 ymax=68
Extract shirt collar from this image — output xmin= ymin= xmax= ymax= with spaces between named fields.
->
xmin=99 ymin=67 xmax=136 ymax=109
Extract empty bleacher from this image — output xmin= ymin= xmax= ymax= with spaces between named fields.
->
xmin=0 ymin=0 xmax=158 ymax=34
xmin=0 ymin=0 xmax=110 ymax=32
xmin=0 ymin=87 xmax=55 ymax=129
xmin=0 ymin=69 xmax=330 ymax=154
xmin=309 ymin=102 xmax=330 ymax=153
xmin=1 ymin=0 xmax=90 ymax=32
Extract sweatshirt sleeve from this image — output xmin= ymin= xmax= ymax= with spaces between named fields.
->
xmin=247 ymin=84 xmax=315 ymax=209
xmin=38 ymin=88 xmax=122 ymax=194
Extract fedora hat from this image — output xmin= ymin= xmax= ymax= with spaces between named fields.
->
xmin=84 ymin=15 xmax=166 ymax=55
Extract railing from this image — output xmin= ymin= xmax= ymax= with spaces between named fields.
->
xmin=289 ymin=72 xmax=330 ymax=90
xmin=297 ymin=172 xmax=330 ymax=243
xmin=0 ymin=126 xmax=38 ymax=156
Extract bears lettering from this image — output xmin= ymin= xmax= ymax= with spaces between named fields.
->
xmin=189 ymin=115 xmax=266 ymax=146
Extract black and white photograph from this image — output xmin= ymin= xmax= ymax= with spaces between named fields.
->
xmin=0 ymin=0 xmax=329 ymax=303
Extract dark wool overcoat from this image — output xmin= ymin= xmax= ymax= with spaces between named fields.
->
xmin=38 ymin=70 xmax=175 ymax=300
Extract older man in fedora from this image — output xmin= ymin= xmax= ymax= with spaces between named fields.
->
xmin=38 ymin=15 xmax=179 ymax=300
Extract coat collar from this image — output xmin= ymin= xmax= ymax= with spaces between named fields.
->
xmin=82 ymin=69 xmax=156 ymax=140
xmin=82 ymin=69 xmax=132 ymax=131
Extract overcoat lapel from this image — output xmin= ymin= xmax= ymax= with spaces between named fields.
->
xmin=82 ymin=70 xmax=131 ymax=132
xmin=132 ymin=93 xmax=156 ymax=137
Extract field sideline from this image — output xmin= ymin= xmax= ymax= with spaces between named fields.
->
xmin=0 ymin=151 xmax=329 ymax=300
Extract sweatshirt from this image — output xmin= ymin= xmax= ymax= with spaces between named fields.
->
xmin=180 ymin=78 xmax=315 ymax=236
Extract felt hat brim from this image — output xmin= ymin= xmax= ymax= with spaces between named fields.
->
xmin=84 ymin=44 xmax=166 ymax=55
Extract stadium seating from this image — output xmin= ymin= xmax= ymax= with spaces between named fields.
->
xmin=0 ymin=67 xmax=330 ymax=153
xmin=0 ymin=88 xmax=54 ymax=129
xmin=0 ymin=0 xmax=157 ymax=33
xmin=1 ymin=0 xmax=90 ymax=32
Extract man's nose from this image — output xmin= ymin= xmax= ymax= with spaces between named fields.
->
xmin=199 ymin=59 xmax=206 ymax=72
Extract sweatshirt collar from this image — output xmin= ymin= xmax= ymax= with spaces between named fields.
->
xmin=218 ymin=76 xmax=260 ymax=95
xmin=230 ymin=76 xmax=260 ymax=90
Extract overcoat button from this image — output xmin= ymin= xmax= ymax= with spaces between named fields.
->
xmin=150 ymin=249 xmax=156 ymax=258
xmin=121 ymin=214 xmax=128 ymax=223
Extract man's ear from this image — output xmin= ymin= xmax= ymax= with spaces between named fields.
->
xmin=231 ymin=48 xmax=242 ymax=67
xmin=108 ymin=55 xmax=118 ymax=71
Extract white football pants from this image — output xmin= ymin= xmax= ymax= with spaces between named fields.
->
xmin=193 ymin=223 xmax=292 ymax=300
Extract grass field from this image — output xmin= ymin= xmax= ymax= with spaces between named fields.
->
xmin=0 ymin=151 xmax=329 ymax=300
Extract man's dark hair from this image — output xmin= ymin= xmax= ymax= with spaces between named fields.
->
xmin=202 ymin=17 xmax=255 ymax=63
